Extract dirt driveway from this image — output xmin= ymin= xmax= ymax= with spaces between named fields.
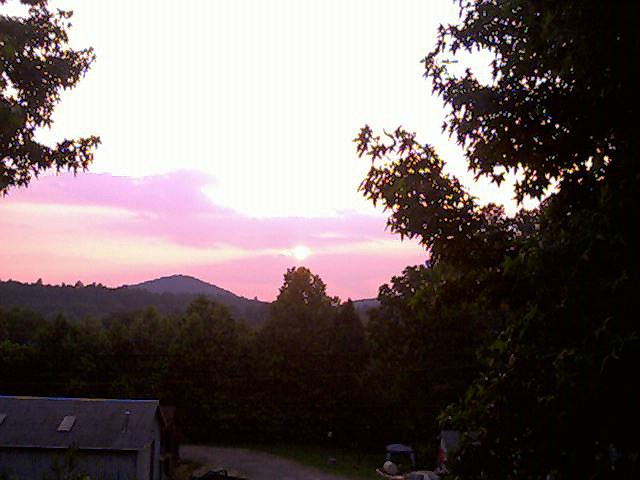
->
xmin=180 ymin=445 xmax=366 ymax=480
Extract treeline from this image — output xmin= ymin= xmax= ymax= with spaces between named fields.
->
xmin=0 ymin=280 xmax=269 ymax=328
xmin=0 ymin=266 xmax=476 ymax=455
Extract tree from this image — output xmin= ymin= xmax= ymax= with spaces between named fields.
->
xmin=164 ymin=296 xmax=244 ymax=440
xmin=355 ymin=126 xmax=527 ymax=267
xmin=270 ymin=266 xmax=340 ymax=316
xmin=326 ymin=300 xmax=368 ymax=442
xmin=36 ymin=314 xmax=79 ymax=395
xmin=257 ymin=267 xmax=341 ymax=440
xmin=263 ymin=266 xmax=340 ymax=360
xmin=423 ymin=0 xmax=638 ymax=203
xmin=357 ymin=0 xmax=639 ymax=478
xmin=329 ymin=300 xmax=367 ymax=374
xmin=0 ymin=0 xmax=99 ymax=194
xmin=0 ymin=338 xmax=38 ymax=393
xmin=1 ymin=306 xmax=47 ymax=344
xmin=263 ymin=266 xmax=340 ymax=367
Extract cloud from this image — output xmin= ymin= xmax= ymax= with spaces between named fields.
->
xmin=0 ymin=171 xmax=426 ymax=300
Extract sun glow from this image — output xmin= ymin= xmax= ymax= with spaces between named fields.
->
xmin=292 ymin=245 xmax=312 ymax=261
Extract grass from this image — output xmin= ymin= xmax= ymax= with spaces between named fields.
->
xmin=236 ymin=443 xmax=382 ymax=480
xmin=172 ymin=460 xmax=201 ymax=480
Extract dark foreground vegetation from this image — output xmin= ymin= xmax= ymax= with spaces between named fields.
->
xmin=351 ymin=0 xmax=639 ymax=478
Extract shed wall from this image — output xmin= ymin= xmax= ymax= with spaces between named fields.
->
xmin=0 ymin=447 xmax=137 ymax=480
xmin=135 ymin=416 xmax=162 ymax=480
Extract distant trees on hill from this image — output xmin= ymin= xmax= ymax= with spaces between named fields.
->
xmin=0 ymin=279 xmax=270 ymax=328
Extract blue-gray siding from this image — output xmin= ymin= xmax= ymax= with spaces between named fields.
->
xmin=135 ymin=418 xmax=162 ymax=480
xmin=0 ymin=447 xmax=137 ymax=480
xmin=0 ymin=398 xmax=164 ymax=480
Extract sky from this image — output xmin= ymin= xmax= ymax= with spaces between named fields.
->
xmin=0 ymin=0 xmax=521 ymax=300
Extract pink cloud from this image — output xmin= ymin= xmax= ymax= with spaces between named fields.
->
xmin=0 ymin=171 xmax=427 ymax=300
xmin=5 ymin=170 xmax=214 ymax=213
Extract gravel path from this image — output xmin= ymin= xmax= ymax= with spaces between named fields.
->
xmin=180 ymin=445 xmax=363 ymax=480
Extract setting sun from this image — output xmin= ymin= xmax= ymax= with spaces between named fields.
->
xmin=292 ymin=245 xmax=312 ymax=261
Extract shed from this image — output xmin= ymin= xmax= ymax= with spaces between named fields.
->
xmin=0 ymin=395 xmax=173 ymax=480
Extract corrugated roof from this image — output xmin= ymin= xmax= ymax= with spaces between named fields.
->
xmin=0 ymin=396 xmax=159 ymax=451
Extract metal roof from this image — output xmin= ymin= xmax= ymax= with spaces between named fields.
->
xmin=0 ymin=396 xmax=159 ymax=451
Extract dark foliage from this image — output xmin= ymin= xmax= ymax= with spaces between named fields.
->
xmin=0 ymin=268 xmax=380 ymax=449
xmin=355 ymin=0 xmax=639 ymax=478
xmin=0 ymin=279 xmax=270 ymax=328
xmin=0 ymin=0 xmax=99 ymax=194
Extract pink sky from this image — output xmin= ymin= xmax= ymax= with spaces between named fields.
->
xmin=0 ymin=1 xmax=525 ymax=301
xmin=0 ymin=172 xmax=427 ymax=301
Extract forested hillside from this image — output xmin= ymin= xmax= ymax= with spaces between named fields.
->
xmin=0 ymin=277 xmax=270 ymax=328
xmin=0 ymin=275 xmax=378 ymax=328
xmin=128 ymin=274 xmax=239 ymax=297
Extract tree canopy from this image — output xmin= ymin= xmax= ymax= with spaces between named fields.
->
xmin=0 ymin=0 xmax=99 ymax=194
xmin=423 ymin=0 xmax=638 ymax=203
xmin=356 ymin=0 xmax=639 ymax=478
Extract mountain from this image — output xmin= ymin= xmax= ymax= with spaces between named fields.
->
xmin=126 ymin=274 xmax=236 ymax=298
xmin=125 ymin=274 xmax=270 ymax=326
xmin=0 ymin=276 xmax=270 ymax=328
xmin=352 ymin=298 xmax=380 ymax=323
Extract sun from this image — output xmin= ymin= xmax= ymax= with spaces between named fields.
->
xmin=292 ymin=245 xmax=312 ymax=261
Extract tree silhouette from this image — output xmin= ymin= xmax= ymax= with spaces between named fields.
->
xmin=0 ymin=0 xmax=99 ymax=194
xmin=357 ymin=0 xmax=639 ymax=477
